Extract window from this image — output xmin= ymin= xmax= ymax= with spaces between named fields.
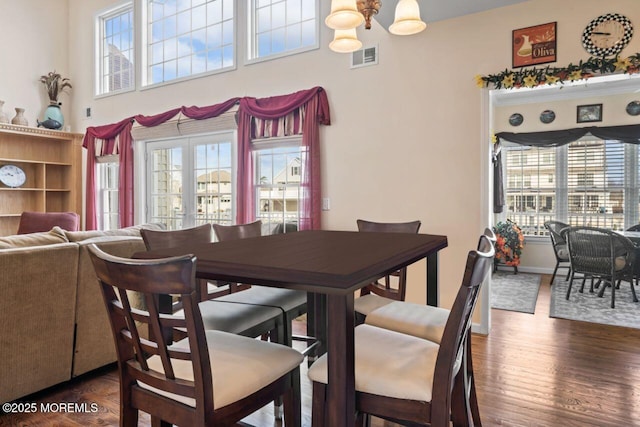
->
xmin=248 ymin=0 xmax=318 ymax=61
xmin=96 ymin=159 xmax=120 ymax=230
xmin=96 ymin=3 xmax=135 ymax=95
xmin=503 ymin=138 xmax=637 ymax=236
xmin=254 ymin=138 xmax=306 ymax=233
xmin=146 ymin=133 xmax=235 ymax=229
xmin=144 ymin=0 xmax=235 ymax=86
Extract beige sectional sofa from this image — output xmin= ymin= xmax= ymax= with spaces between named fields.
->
xmin=0 ymin=224 xmax=163 ymax=404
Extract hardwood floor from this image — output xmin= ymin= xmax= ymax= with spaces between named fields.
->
xmin=2 ymin=274 xmax=639 ymax=426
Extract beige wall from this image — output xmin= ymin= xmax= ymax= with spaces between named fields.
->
xmin=4 ymin=0 xmax=640 ymax=316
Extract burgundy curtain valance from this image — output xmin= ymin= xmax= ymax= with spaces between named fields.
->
xmin=83 ymin=87 xmax=330 ymax=232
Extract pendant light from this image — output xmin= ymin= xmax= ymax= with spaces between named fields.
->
xmin=389 ymin=0 xmax=427 ymax=35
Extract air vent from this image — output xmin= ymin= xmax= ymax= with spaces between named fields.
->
xmin=351 ymin=45 xmax=378 ymax=69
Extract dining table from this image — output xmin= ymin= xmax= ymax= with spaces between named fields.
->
xmin=134 ymin=229 xmax=448 ymax=426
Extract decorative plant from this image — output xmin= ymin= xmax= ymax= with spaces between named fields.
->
xmin=40 ymin=71 xmax=72 ymax=104
xmin=493 ymin=219 xmax=525 ymax=267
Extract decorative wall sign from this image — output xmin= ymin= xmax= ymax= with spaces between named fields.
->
xmin=509 ymin=113 xmax=524 ymax=126
xmin=577 ymin=104 xmax=603 ymax=123
xmin=512 ymin=22 xmax=557 ymax=68
xmin=626 ymin=100 xmax=640 ymax=116
xmin=540 ymin=110 xmax=556 ymax=124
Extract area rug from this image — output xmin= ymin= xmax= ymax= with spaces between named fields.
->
xmin=550 ymin=278 xmax=640 ymax=329
xmin=491 ymin=271 xmax=541 ymax=314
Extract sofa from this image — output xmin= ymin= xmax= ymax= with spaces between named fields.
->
xmin=0 ymin=224 xmax=163 ymax=404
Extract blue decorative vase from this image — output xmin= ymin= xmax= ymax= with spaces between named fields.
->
xmin=38 ymin=102 xmax=64 ymax=130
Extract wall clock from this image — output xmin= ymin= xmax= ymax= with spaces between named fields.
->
xmin=0 ymin=164 xmax=26 ymax=188
xmin=582 ymin=13 xmax=633 ymax=57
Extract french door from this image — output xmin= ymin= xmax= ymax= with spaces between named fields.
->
xmin=145 ymin=132 xmax=236 ymax=230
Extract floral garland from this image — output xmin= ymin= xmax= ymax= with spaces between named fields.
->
xmin=475 ymin=54 xmax=640 ymax=90
xmin=493 ymin=220 xmax=525 ymax=267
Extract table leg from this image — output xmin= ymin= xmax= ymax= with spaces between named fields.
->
xmin=427 ymin=252 xmax=439 ymax=307
xmin=326 ymin=293 xmax=355 ymax=427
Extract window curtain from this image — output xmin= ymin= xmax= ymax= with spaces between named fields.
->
xmin=83 ymin=89 xmax=329 ymax=230
xmin=236 ymin=86 xmax=330 ymax=229
xmin=493 ymin=124 xmax=640 ymax=213
xmin=82 ymin=117 xmax=134 ymax=230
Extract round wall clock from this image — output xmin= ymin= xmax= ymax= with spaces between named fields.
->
xmin=0 ymin=164 xmax=26 ymax=188
xmin=582 ymin=13 xmax=633 ymax=57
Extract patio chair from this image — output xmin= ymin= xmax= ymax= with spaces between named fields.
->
xmin=566 ymin=226 xmax=639 ymax=308
xmin=543 ymin=220 xmax=571 ymax=285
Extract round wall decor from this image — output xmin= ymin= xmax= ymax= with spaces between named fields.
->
xmin=626 ymin=100 xmax=640 ymax=116
xmin=540 ymin=110 xmax=556 ymax=124
xmin=509 ymin=113 xmax=524 ymax=126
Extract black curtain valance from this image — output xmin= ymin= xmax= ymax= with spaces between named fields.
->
xmin=492 ymin=124 xmax=640 ymax=213
xmin=496 ymin=124 xmax=640 ymax=147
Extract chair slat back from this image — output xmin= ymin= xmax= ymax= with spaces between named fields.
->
xmin=431 ymin=235 xmax=494 ymax=424
xmin=356 ymin=219 xmax=422 ymax=300
xmin=212 ymin=220 xmax=262 ymax=241
xmin=88 ymin=244 xmax=213 ymax=410
xmin=544 ymin=220 xmax=569 ymax=247
xmin=141 ymin=224 xmax=214 ymax=251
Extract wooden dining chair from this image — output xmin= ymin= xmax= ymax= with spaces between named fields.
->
xmin=88 ymin=245 xmax=303 ymax=427
xmin=362 ymin=231 xmax=495 ymax=426
xmin=353 ymin=219 xmax=422 ymax=322
xmin=140 ymin=224 xmax=247 ymax=302
xmin=211 ymin=221 xmax=309 ymax=348
xmin=308 ymin=234 xmax=495 ymax=427
xmin=543 ymin=220 xmax=571 ymax=285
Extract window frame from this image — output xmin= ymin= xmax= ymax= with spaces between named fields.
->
xmin=502 ymin=137 xmax=639 ymax=237
xmin=253 ymin=136 xmax=305 ymax=234
xmin=141 ymin=0 xmax=237 ymax=89
xmin=95 ymin=1 xmax=136 ymax=97
xmin=95 ymin=155 xmax=120 ymax=230
xmin=245 ymin=0 xmax=319 ymax=65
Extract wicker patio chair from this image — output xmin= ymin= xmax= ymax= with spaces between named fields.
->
xmin=544 ymin=220 xmax=571 ymax=285
xmin=566 ymin=226 xmax=639 ymax=308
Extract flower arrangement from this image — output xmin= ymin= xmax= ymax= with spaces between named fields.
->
xmin=493 ymin=219 xmax=524 ymax=267
xmin=40 ymin=71 xmax=72 ymax=104
xmin=475 ymin=53 xmax=640 ymax=90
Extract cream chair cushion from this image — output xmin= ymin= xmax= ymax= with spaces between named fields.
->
xmin=174 ymin=300 xmax=283 ymax=334
xmin=308 ymin=324 xmax=440 ymax=402
xmin=365 ymin=301 xmax=450 ymax=343
xmin=141 ymin=330 xmax=303 ymax=409
xmin=354 ymin=293 xmax=395 ymax=316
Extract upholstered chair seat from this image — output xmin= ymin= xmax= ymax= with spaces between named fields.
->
xmin=365 ymin=300 xmax=451 ymax=343
xmin=142 ymin=330 xmax=303 ymax=409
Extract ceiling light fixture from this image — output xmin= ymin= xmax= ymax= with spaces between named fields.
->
xmin=326 ymin=0 xmax=426 ymax=53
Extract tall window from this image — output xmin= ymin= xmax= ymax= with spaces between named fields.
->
xmin=504 ymin=138 xmax=637 ymax=236
xmin=96 ymin=159 xmax=120 ymax=230
xmin=146 ymin=133 xmax=235 ymax=229
xmin=248 ymin=0 xmax=318 ymax=61
xmin=254 ymin=138 xmax=305 ymax=233
xmin=96 ymin=3 xmax=135 ymax=95
xmin=144 ymin=0 xmax=235 ymax=86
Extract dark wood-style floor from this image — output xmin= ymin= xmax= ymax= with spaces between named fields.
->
xmin=2 ymin=274 xmax=640 ymax=427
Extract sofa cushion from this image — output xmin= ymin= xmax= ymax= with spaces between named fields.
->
xmin=64 ymin=223 xmax=165 ymax=242
xmin=0 ymin=227 xmax=68 ymax=249
xmin=17 ymin=211 xmax=79 ymax=234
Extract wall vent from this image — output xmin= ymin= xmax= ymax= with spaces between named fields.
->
xmin=351 ymin=45 xmax=378 ymax=69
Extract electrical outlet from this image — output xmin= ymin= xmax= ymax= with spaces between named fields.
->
xmin=322 ymin=197 xmax=330 ymax=211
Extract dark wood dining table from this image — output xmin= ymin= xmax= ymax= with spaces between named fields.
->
xmin=134 ymin=229 xmax=448 ymax=426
